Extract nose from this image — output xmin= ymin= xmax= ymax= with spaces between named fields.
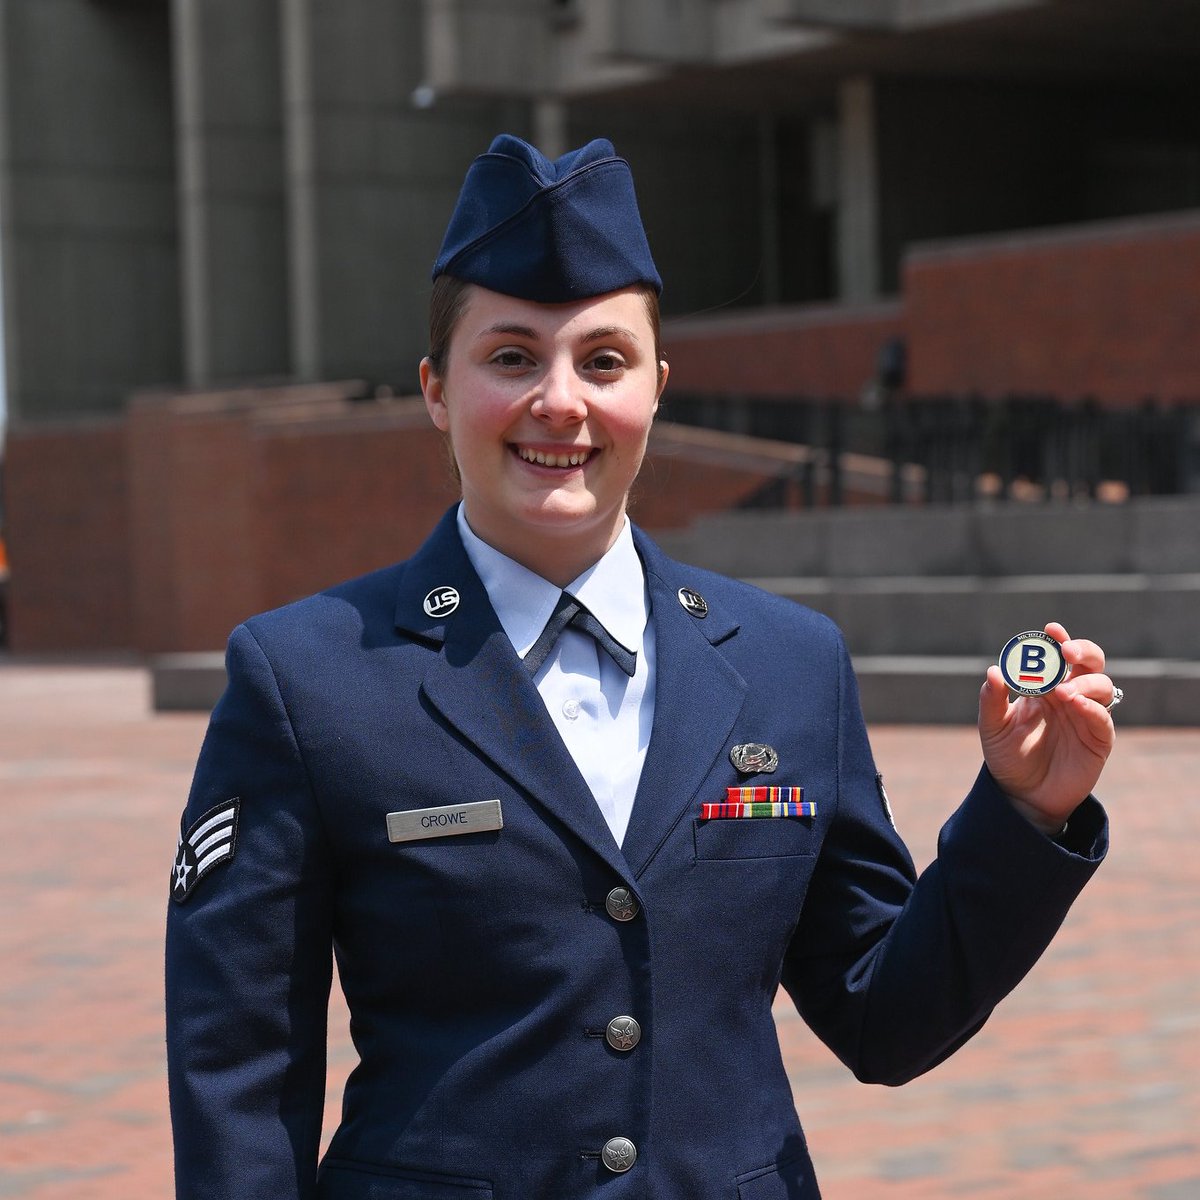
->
xmin=531 ymin=355 xmax=587 ymax=424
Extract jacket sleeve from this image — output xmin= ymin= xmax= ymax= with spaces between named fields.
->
xmin=166 ymin=623 xmax=335 ymax=1199
xmin=781 ymin=633 xmax=1107 ymax=1087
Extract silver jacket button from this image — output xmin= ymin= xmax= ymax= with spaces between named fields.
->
xmin=605 ymin=1015 xmax=641 ymax=1052
xmin=605 ymin=886 xmax=639 ymax=922
xmin=601 ymin=1137 xmax=637 ymax=1173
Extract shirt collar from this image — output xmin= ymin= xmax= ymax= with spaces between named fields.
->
xmin=456 ymin=504 xmax=649 ymax=658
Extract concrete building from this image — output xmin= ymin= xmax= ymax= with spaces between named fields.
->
xmin=2 ymin=0 xmax=1199 ymax=425
xmin=2 ymin=0 xmax=1200 ymax=659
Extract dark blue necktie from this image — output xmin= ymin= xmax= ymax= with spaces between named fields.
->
xmin=524 ymin=591 xmax=637 ymax=678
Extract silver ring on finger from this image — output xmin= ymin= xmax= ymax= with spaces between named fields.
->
xmin=1105 ymin=686 xmax=1124 ymax=713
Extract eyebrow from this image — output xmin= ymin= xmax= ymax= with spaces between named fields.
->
xmin=474 ymin=323 xmax=540 ymax=342
xmin=581 ymin=325 xmax=641 ymax=345
xmin=473 ymin=322 xmax=641 ymax=345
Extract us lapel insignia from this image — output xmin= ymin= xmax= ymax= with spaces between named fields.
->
xmin=423 ymin=586 xmax=460 ymax=618
xmin=171 ymin=797 xmax=239 ymax=903
xmin=730 ymin=742 xmax=779 ymax=775
xmin=677 ymin=587 xmax=708 ymax=618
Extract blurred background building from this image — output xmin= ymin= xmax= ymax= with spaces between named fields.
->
xmin=1 ymin=0 xmax=1199 ymax=700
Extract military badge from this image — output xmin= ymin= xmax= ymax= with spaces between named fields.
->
xmin=423 ymin=586 xmax=461 ymax=618
xmin=730 ymin=742 xmax=779 ymax=775
xmin=171 ymin=797 xmax=239 ymax=903
xmin=677 ymin=587 xmax=708 ymax=618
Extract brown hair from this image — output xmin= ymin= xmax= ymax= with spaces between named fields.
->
xmin=426 ymin=274 xmax=666 ymax=381
xmin=427 ymin=275 xmax=474 ymax=375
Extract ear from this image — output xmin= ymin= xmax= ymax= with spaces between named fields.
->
xmin=652 ymin=359 xmax=669 ymax=415
xmin=420 ymin=358 xmax=449 ymax=431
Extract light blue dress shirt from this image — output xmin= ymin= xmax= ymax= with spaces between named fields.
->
xmin=456 ymin=505 xmax=655 ymax=847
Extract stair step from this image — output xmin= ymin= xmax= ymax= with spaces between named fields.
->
xmin=749 ymin=574 xmax=1200 ymax=659
xmin=853 ymin=655 xmax=1200 ymax=725
xmin=654 ymin=496 xmax=1200 ymax=578
xmin=151 ymin=653 xmax=226 ymax=712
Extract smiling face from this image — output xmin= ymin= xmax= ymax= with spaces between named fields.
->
xmin=421 ymin=283 xmax=668 ymax=585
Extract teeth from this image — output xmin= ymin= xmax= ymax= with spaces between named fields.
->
xmin=518 ymin=447 xmax=590 ymax=468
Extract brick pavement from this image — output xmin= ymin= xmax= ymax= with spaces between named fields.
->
xmin=0 ymin=662 xmax=1196 ymax=1199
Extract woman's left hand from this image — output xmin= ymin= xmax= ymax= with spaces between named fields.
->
xmin=978 ymin=622 xmax=1117 ymax=836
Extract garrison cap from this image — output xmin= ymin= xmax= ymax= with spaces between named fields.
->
xmin=432 ymin=134 xmax=662 ymax=302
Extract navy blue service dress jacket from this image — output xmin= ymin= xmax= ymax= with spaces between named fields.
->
xmin=166 ymin=506 xmax=1107 ymax=1200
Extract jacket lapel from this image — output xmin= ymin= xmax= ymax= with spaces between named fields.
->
xmin=394 ymin=509 xmax=626 ymax=876
xmin=620 ymin=531 xmax=747 ymax=878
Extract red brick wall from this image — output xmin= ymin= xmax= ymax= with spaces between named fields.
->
xmin=905 ymin=211 xmax=1200 ymax=404
xmin=126 ymin=395 xmax=260 ymax=653
xmin=122 ymin=384 xmax=422 ymax=653
xmin=636 ymin=443 xmax=782 ymax=529
xmin=639 ymin=424 xmax=906 ymax=519
xmin=251 ymin=409 xmax=458 ymax=612
xmin=251 ymin=411 xmax=782 ymax=603
xmin=123 ymin=399 xmax=178 ymax=652
xmin=3 ymin=421 xmax=133 ymax=652
xmin=662 ymin=301 xmax=905 ymax=399
xmin=2 ymin=396 xmax=791 ymax=654
xmin=662 ymin=211 xmax=1200 ymax=406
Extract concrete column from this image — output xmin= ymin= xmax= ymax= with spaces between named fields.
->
xmin=837 ymin=75 xmax=881 ymax=301
xmin=171 ymin=0 xmax=289 ymax=386
xmin=0 ymin=0 xmax=19 ymax=428
xmin=281 ymin=0 xmax=320 ymax=381
xmin=0 ymin=0 xmax=178 ymax=422
xmin=277 ymin=0 xmax=532 ymax=384
xmin=757 ymin=111 xmax=782 ymax=306
xmin=171 ymin=0 xmax=208 ymax=386
xmin=533 ymin=98 xmax=568 ymax=159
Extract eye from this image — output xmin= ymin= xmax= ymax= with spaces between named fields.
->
xmin=490 ymin=348 xmax=532 ymax=369
xmin=588 ymin=352 xmax=625 ymax=374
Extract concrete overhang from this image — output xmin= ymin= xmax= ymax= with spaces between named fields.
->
xmin=763 ymin=0 xmax=900 ymax=31
xmin=419 ymin=0 xmax=1200 ymax=107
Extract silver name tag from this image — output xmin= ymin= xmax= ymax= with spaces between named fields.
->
xmin=386 ymin=799 xmax=503 ymax=844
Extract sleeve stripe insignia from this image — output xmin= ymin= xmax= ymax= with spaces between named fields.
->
xmin=876 ymin=773 xmax=897 ymax=831
xmin=171 ymin=797 xmax=239 ymax=903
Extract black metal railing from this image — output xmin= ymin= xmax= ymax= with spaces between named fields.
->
xmin=660 ymin=392 xmax=1200 ymax=508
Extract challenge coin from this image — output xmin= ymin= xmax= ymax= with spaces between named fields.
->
xmin=998 ymin=630 xmax=1067 ymax=696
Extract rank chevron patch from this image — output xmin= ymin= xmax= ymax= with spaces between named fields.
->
xmin=171 ymin=797 xmax=239 ymax=903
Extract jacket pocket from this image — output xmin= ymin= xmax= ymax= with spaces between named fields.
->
xmin=735 ymin=1150 xmax=818 ymax=1198
xmin=693 ymin=816 xmax=818 ymax=861
xmin=317 ymin=1159 xmax=493 ymax=1200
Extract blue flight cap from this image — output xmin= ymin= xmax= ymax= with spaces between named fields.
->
xmin=432 ymin=134 xmax=662 ymax=302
